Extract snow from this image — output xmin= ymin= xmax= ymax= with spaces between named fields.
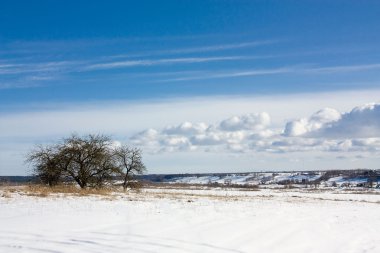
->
xmin=273 ymin=173 xmax=322 ymax=182
xmin=1 ymin=187 xmax=380 ymax=253
xmin=164 ymin=172 xmax=380 ymax=188
xmin=171 ymin=174 xmax=257 ymax=185
xmin=327 ymin=176 xmax=368 ymax=185
xmin=168 ymin=172 xmax=324 ymax=185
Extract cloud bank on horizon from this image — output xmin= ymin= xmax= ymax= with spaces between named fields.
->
xmin=131 ymin=103 xmax=380 ymax=155
xmin=1 ymin=91 xmax=380 ymax=175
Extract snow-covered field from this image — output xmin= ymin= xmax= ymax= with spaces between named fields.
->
xmin=1 ymin=186 xmax=380 ymax=253
xmin=165 ymin=172 xmax=380 ymax=189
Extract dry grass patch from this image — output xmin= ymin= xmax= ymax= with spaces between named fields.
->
xmin=21 ymin=185 xmax=118 ymax=198
xmin=143 ymin=182 xmax=260 ymax=192
xmin=142 ymin=190 xmax=256 ymax=202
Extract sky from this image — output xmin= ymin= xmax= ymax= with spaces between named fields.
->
xmin=1 ymin=1 xmax=380 ymax=175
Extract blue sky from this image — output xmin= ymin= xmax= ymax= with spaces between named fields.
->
xmin=1 ymin=1 xmax=380 ymax=175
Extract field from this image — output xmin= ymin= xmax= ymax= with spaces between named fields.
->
xmin=1 ymin=185 xmax=380 ymax=253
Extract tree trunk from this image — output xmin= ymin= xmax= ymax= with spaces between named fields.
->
xmin=123 ymin=173 xmax=129 ymax=190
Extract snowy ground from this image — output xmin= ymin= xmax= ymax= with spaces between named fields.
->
xmin=165 ymin=172 xmax=380 ymax=187
xmin=168 ymin=172 xmax=323 ymax=185
xmin=1 ymin=186 xmax=380 ymax=253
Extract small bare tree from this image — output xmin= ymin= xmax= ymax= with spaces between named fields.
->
xmin=26 ymin=145 xmax=62 ymax=187
xmin=113 ymin=145 xmax=146 ymax=190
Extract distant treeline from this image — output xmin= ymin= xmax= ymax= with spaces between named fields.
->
xmin=0 ymin=176 xmax=37 ymax=184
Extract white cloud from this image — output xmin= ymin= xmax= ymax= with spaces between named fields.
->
xmin=317 ymin=103 xmax=380 ymax=138
xmin=160 ymin=136 xmax=191 ymax=151
xmin=157 ymin=67 xmax=292 ymax=82
xmin=126 ymin=40 xmax=277 ymax=57
xmin=284 ymin=108 xmax=341 ymax=136
xmin=305 ymin=63 xmax=380 ymax=74
xmin=190 ymin=134 xmax=223 ymax=146
xmin=285 ymin=103 xmax=380 ymax=138
xmin=130 ymin=128 xmax=159 ymax=145
xmin=156 ymin=63 xmax=380 ymax=82
xmin=163 ymin=122 xmax=208 ymax=136
xmin=84 ymin=56 xmax=246 ymax=70
xmin=130 ymin=103 xmax=380 ymax=155
xmin=131 ymin=111 xmax=273 ymax=152
xmin=0 ymin=61 xmax=79 ymax=75
xmin=105 ymin=39 xmax=278 ymax=59
xmin=219 ymin=112 xmax=270 ymax=131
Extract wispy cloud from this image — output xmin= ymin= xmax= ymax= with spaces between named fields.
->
xmin=156 ymin=63 xmax=380 ymax=82
xmin=108 ymin=40 xmax=279 ymax=59
xmin=2 ymin=33 xmax=380 ymax=92
xmin=0 ymin=73 xmax=58 ymax=90
xmin=155 ymin=67 xmax=292 ymax=82
xmin=3 ymin=60 xmax=380 ymax=90
xmin=0 ymin=81 xmax=43 ymax=90
xmin=0 ymin=61 xmax=80 ymax=75
xmin=164 ymin=40 xmax=277 ymax=54
xmin=304 ymin=63 xmax=380 ymax=74
xmin=83 ymin=56 xmax=249 ymax=71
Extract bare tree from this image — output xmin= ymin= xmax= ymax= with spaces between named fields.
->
xmin=27 ymin=134 xmax=146 ymax=189
xmin=113 ymin=145 xmax=146 ymax=190
xmin=89 ymin=148 xmax=119 ymax=188
xmin=58 ymin=134 xmax=118 ymax=188
xmin=26 ymin=145 xmax=62 ymax=187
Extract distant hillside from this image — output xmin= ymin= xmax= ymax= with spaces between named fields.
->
xmin=1 ymin=169 xmax=379 ymax=188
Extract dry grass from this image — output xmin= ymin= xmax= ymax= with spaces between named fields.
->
xmin=144 ymin=191 xmax=234 ymax=201
xmin=138 ymin=189 xmax=271 ymax=202
xmin=142 ymin=182 xmax=260 ymax=191
xmin=0 ymin=184 xmax=132 ymax=201
xmin=2 ymin=183 xmax=379 ymax=205
xmin=0 ymin=186 xmax=23 ymax=199
xmin=17 ymin=184 xmax=120 ymax=198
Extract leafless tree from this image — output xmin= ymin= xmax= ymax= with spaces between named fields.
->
xmin=113 ymin=145 xmax=146 ymax=190
xmin=58 ymin=134 xmax=119 ymax=188
xmin=26 ymin=144 xmax=62 ymax=187
xmin=89 ymin=148 xmax=119 ymax=188
xmin=27 ymin=134 xmax=146 ymax=189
